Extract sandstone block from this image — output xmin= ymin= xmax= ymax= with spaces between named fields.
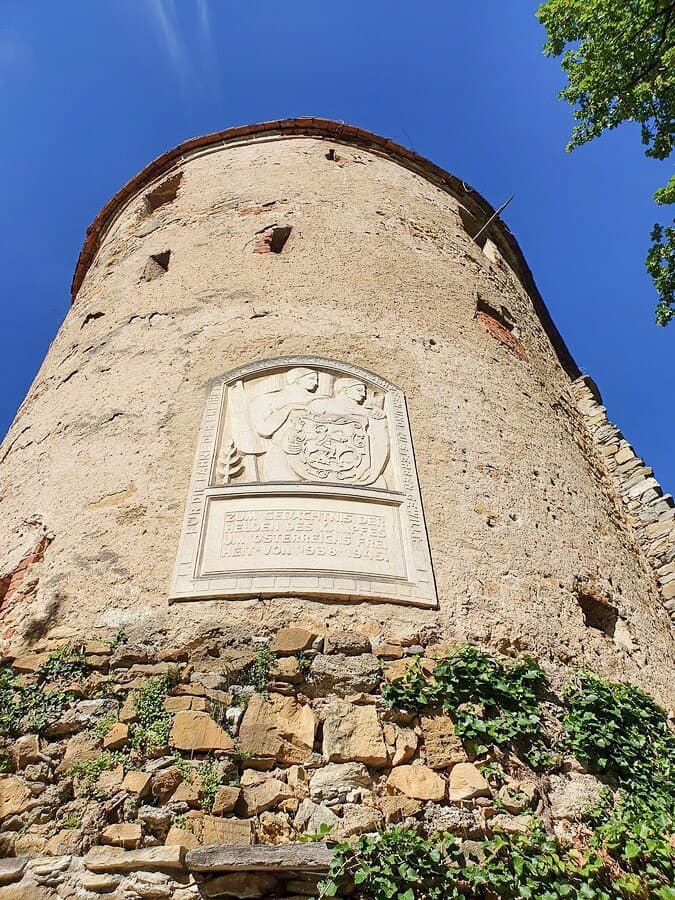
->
xmin=272 ymin=656 xmax=302 ymax=683
xmin=202 ymin=815 xmax=254 ymax=846
xmin=122 ymin=771 xmax=152 ymax=798
xmin=10 ymin=734 xmax=40 ymax=769
xmin=201 ymin=873 xmax=279 ymax=898
xmin=448 ymin=763 xmax=490 ymax=802
xmin=420 ymin=715 xmax=466 ymax=769
xmin=309 ymin=653 xmax=380 ymax=695
xmin=378 ymin=795 xmax=423 ymax=823
xmin=103 ymin=722 xmax=129 ymax=750
xmin=44 ymin=829 xmax=81 ymax=856
xmin=309 ymin=763 xmax=371 ymax=803
xmin=294 ymin=799 xmax=340 ymax=835
xmin=11 ymin=652 xmax=50 ymax=673
xmin=152 ymin=766 xmax=183 ymax=804
xmin=384 ymin=723 xmax=418 ymax=766
xmin=186 ymin=842 xmax=333 ymax=873
xmin=96 ymin=764 xmax=125 ymax=795
xmin=490 ymin=813 xmax=534 ymax=834
xmin=386 ymin=765 xmax=446 ymax=801
xmin=238 ymin=694 xmax=315 ymax=764
xmin=324 ymin=628 xmax=371 ymax=655
xmin=80 ymin=872 xmax=121 ymax=891
xmin=270 ymin=627 xmax=316 ymax=655
xmin=322 ymin=701 xmax=388 ymax=766
xmin=338 ymin=803 xmax=383 ymax=837
xmin=84 ymin=844 xmax=185 ymax=873
xmin=169 ymin=711 xmax=234 ymax=753
xmin=165 ymin=826 xmax=200 ymax=850
xmin=0 ymin=775 xmax=32 ymax=819
xmin=286 ymin=765 xmax=309 ymax=800
xmin=56 ymin=732 xmax=101 ymax=774
xmin=170 ymin=778 xmax=203 ymax=807
xmin=241 ymin=777 xmax=293 ymax=815
xmin=383 ymin=658 xmax=418 ymax=682
xmin=101 ymin=823 xmax=142 ymax=848
xmin=212 ymin=785 xmax=241 ymax=816
xmin=119 ymin=695 xmax=137 ymax=723
xmin=0 ymin=859 xmax=25 ymax=886
xmin=163 ymin=696 xmax=192 ymax=712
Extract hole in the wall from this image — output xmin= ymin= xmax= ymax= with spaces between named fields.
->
xmin=0 ymin=573 xmax=11 ymax=608
xmin=141 ymin=250 xmax=171 ymax=281
xmin=253 ymin=225 xmax=293 ymax=254
xmin=143 ymin=172 xmax=183 ymax=214
xmin=269 ymin=226 xmax=292 ymax=253
xmin=577 ymin=592 xmax=619 ymax=637
xmin=475 ymin=295 xmax=525 ymax=358
xmin=81 ymin=311 xmax=105 ymax=330
xmin=458 ymin=205 xmax=488 ymax=249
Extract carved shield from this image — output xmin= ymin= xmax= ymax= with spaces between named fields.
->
xmin=283 ymin=411 xmax=370 ymax=483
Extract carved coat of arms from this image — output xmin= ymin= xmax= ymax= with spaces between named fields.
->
xmin=221 ymin=367 xmax=391 ymax=488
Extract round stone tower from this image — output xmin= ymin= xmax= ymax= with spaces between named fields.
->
xmin=1 ymin=118 xmax=675 ymax=894
xmin=1 ymin=118 xmax=674 ymax=703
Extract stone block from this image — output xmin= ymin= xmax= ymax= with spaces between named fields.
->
xmin=386 ymin=765 xmax=446 ymax=801
xmin=0 ymin=775 xmax=32 ymax=819
xmin=447 ymin=763 xmax=490 ymax=801
xmin=270 ymin=627 xmax=316 ymax=655
xmin=84 ymin=845 xmax=186 ymax=873
xmin=101 ymin=823 xmax=142 ymax=848
xmin=238 ymin=694 xmax=315 ymax=764
xmin=212 ymin=785 xmax=241 ymax=816
xmin=309 ymin=763 xmax=371 ymax=803
xmin=201 ymin=872 xmax=279 ymax=898
xmin=309 ymin=653 xmax=380 ymax=695
xmin=420 ymin=715 xmax=466 ymax=769
xmin=322 ymin=701 xmax=388 ymax=766
xmin=103 ymin=722 xmax=129 ymax=750
xmin=169 ymin=711 xmax=234 ymax=752
xmin=121 ymin=771 xmax=152 ymax=798
xmin=0 ymin=859 xmax=25 ymax=887
xmin=241 ymin=777 xmax=293 ymax=815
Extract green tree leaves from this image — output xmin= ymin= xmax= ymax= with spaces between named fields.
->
xmin=537 ymin=0 xmax=675 ymax=323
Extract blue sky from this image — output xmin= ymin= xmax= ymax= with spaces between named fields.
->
xmin=1 ymin=1 xmax=673 ymax=490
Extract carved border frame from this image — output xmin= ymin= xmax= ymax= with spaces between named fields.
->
xmin=169 ymin=356 xmax=437 ymax=607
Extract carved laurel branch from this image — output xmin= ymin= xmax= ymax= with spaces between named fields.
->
xmin=216 ymin=439 xmax=244 ymax=484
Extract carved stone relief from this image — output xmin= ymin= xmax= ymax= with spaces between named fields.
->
xmin=170 ymin=357 xmax=437 ymax=607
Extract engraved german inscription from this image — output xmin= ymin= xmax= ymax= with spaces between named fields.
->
xmin=170 ymin=357 xmax=436 ymax=607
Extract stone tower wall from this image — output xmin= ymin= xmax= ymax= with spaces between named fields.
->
xmin=1 ymin=124 xmax=673 ymax=703
xmin=0 ymin=121 xmax=674 ymax=898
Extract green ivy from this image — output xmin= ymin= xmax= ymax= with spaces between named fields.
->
xmin=0 ymin=645 xmax=90 ymax=737
xmin=564 ymin=671 xmax=675 ymax=795
xmin=242 ymin=642 xmax=276 ymax=692
xmin=68 ymin=750 xmax=126 ymax=790
xmin=321 ymin=655 xmax=675 ymax=899
xmin=383 ymin=646 xmax=549 ymax=758
xmin=130 ymin=671 xmax=178 ymax=756
xmin=565 ymin=672 xmax=675 ymax=898
xmin=320 ymin=828 xmax=465 ymax=900
xmin=38 ymin=644 xmax=89 ymax=683
xmin=173 ymin=756 xmax=223 ymax=811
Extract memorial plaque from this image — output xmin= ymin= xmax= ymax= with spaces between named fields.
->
xmin=170 ymin=357 xmax=437 ymax=607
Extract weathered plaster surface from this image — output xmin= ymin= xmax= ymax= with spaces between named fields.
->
xmin=1 ymin=133 xmax=673 ymax=703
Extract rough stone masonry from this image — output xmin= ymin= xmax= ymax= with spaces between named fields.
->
xmin=0 ymin=118 xmax=673 ymax=898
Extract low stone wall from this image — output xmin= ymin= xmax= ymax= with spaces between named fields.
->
xmin=0 ymin=627 xmax=604 ymax=899
xmin=571 ymin=376 xmax=675 ymax=622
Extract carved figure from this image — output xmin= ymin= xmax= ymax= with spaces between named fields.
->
xmin=248 ymin=368 xmax=320 ymax=481
xmin=231 ymin=368 xmax=390 ymax=486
